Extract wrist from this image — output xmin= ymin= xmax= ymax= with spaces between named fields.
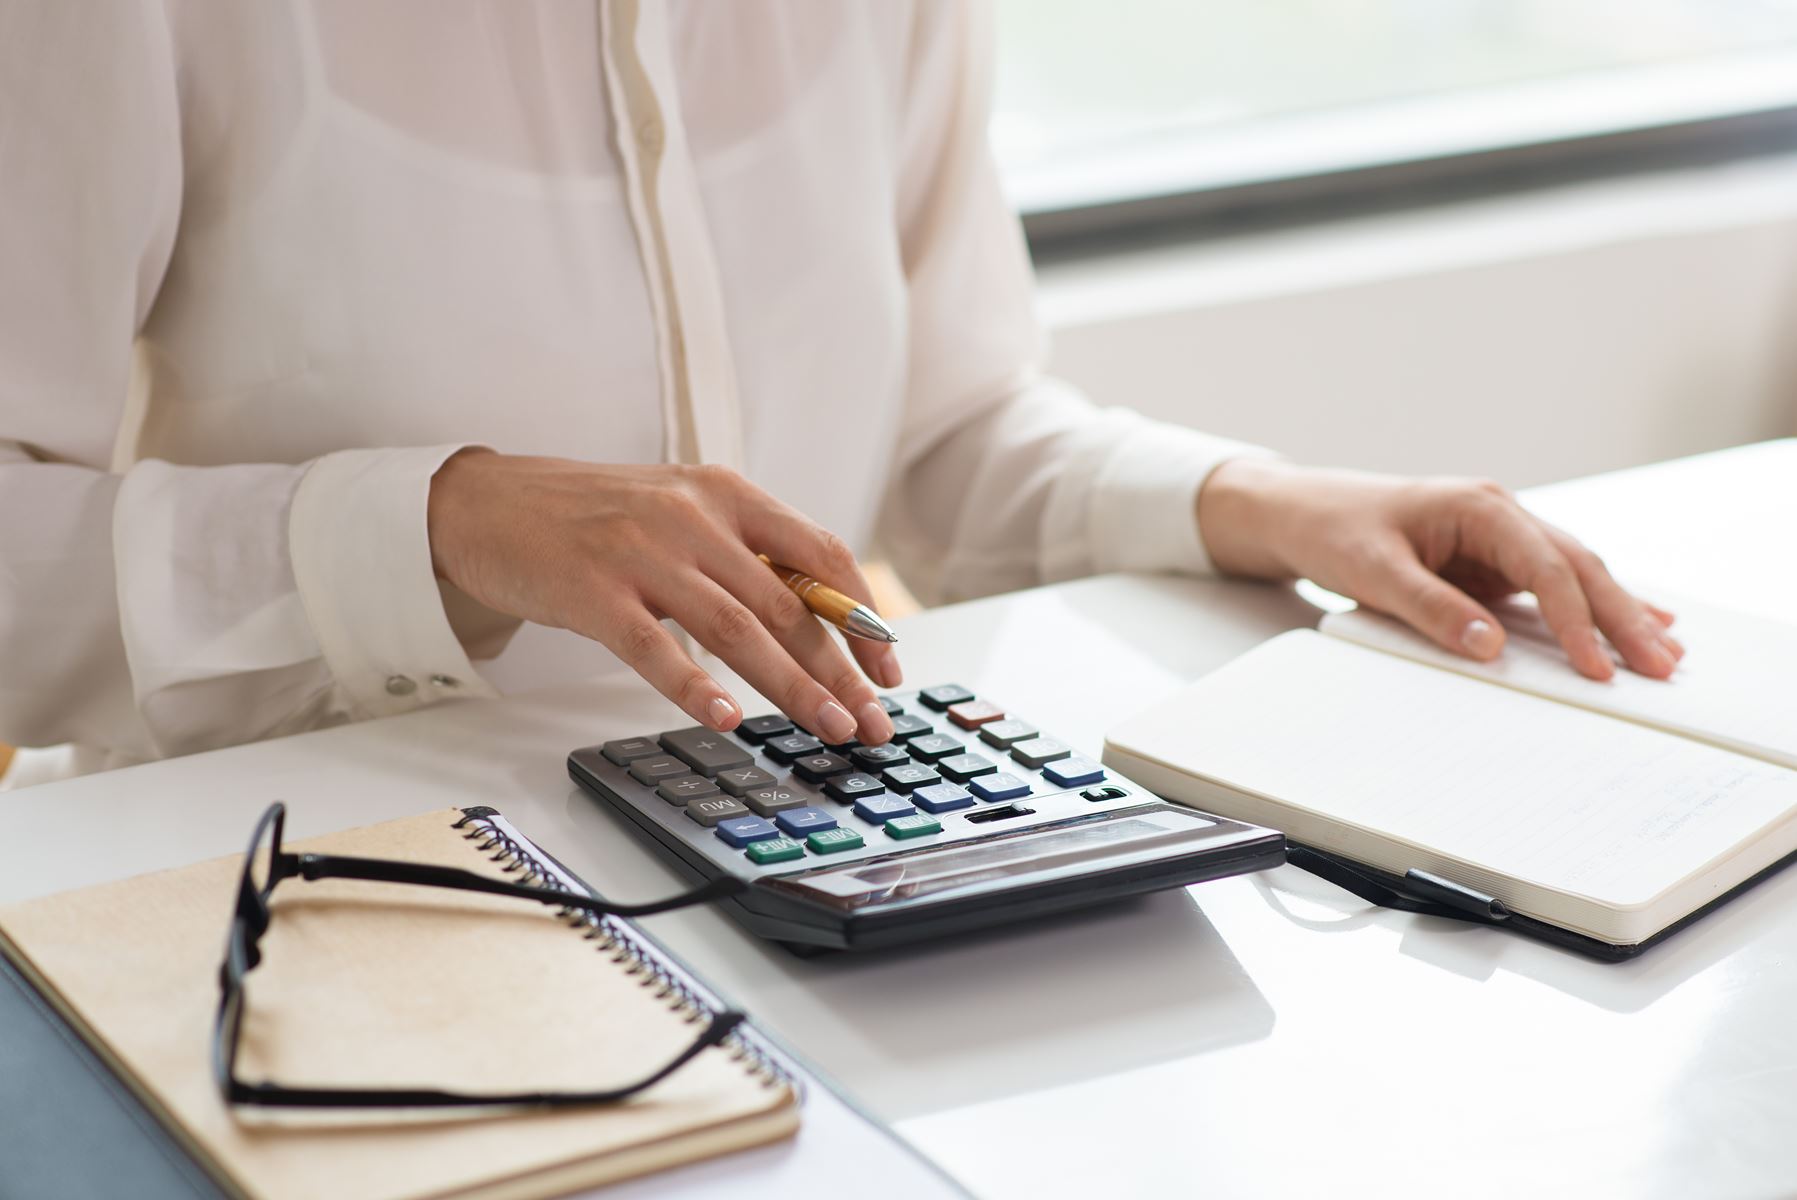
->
xmin=1195 ymin=457 xmax=1300 ymax=579
xmin=426 ymin=447 xmax=497 ymax=582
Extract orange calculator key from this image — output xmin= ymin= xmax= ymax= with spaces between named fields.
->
xmin=947 ymin=700 xmax=1005 ymax=729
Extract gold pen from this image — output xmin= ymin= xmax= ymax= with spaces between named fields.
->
xmin=758 ymin=554 xmax=899 ymax=643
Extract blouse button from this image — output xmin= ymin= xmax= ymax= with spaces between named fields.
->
xmin=635 ymin=113 xmax=664 ymax=156
xmin=430 ymin=674 xmax=460 ymax=689
xmin=384 ymin=674 xmax=417 ymax=697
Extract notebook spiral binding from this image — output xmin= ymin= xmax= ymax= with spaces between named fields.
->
xmin=450 ymin=807 xmax=791 ymax=1091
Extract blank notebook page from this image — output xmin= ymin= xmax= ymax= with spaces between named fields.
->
xmin=1114 ymin=631 xmax=1797 ymax=910
xmin=1321 ymin=593 xmax=1797 ymax=770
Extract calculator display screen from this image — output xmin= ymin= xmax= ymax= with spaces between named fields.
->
xmin=768 ymin=808 xmax=1218 ymax=910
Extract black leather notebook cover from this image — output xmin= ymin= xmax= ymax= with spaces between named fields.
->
xmin=0 ymin=951 xmax=223 ymax=1200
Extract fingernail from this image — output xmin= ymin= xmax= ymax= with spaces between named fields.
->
xmin=1460 ymin=618 xmax=1502 ymax=658
xmin=707 ymin=695 xmax=739 ymax=730
xmin=857 ymin=700 xmax=894 ymax=744
xmin=1641 ymin=639 xmax=1676 ymax=677
xmin=877 ymin=649 xmax=903 ymax=688
xmin=1582 ymin=629 xmax=1616 ymax=679
xmin=816 ymin=698 xmax=856 ymax=744
xmin=1658 ymin=629 xmax=1685 ymax=660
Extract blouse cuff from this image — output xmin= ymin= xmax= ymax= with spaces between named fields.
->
xmin=1088 ymin=418 xmax=1280 ymax=578
xmin=289 ymin=445 xmax=498 ymax=718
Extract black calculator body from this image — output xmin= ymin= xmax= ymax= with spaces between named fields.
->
xmin=568 ymin=684 xmax=1285 ymax=952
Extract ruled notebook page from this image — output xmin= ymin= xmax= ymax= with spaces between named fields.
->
xmin=1320 ymin=594 xmax=1797 ymax=770
xmin=1110 ymin=632 xmax=1797 ymax=912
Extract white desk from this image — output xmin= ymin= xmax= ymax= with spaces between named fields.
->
xmin=6 ymin=440 xmax=1793 ymax=1199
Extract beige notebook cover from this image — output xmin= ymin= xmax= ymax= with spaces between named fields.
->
xmin=0 ymin=808 xmax=797 ymax=1200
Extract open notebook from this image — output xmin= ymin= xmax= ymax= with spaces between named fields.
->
xmin=0 ymin=808 xmax=798 ymax=1200
xmin=1104 ymin=595 xmax=1797 ymax=957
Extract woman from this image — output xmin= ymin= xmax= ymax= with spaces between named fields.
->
xmin=0 ymin=1 xmax=1678 ymax=780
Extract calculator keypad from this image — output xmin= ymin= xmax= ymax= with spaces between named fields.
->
xmin=585 ymin=686 xmax=1120 ymax=875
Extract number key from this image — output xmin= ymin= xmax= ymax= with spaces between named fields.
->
xmin=765 ymin=733 xmax=824 ymax=763
xmin=851 ymin=744 xmax=909 ymax=772
xmin=906 ymin=734 xmax=964 ymax=763
xmin=793 ymin=753 xmax=853 ymax=783
xmin=937 ymin=753 xmax=998 ymax=783
xmin=825 ymin=772 xmax=887 ymax=803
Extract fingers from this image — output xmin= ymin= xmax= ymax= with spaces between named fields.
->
xmin=1356 ymin=538 xmax=1508 ymax=662
xmin=1544 ymin=529 xmax=1682 ymax=679
xmin=656 ymin=575 xmax=888 ymax=746
xmin=1459 ymin=502 xmax=1617 ymax=680
xmin=705 ymin=547 xmax=896 ymax=744
xmin=595 ymin=606 xmax=744 ymax=732
xmin=739 ymin=503 xmax=903 ymax=690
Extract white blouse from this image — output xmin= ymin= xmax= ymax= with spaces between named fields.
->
xmin=0 ymin=0 xmax=1260 ymax=779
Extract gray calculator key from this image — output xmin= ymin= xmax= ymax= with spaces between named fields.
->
xmin=601 ymin=736 xmax=662 ymax=766
xmin=937 ymin=753 xmax=998 ymax=783
xmin=717 ymin=765 xmax=778 ymax=797
xmin=793 ymin=753 xmax=853 ymax=783
xmin=741 ymin=784 xmax=810 ymax=817
xmin=888 ymin=714 xmax=934 ymax=741
xmin=658 ymin=727 xmax=753 ymax=775
xmin=977 ymin=720 xmax=1038 ymax=749
xmin=881 ymin=763 xmax=942 ymax=792
xmin=824 ymin=772 xmax=886 ymax=803
xmin=738 ymin=714 xmax=794 ymax=742
xmin=918 ymin=684 xmax=975 ymax=711
xmin=906 ymin=734 xmax=965 ymax=763
xmin=657 ymin=775 xmax=721 ymax=806
xmin=764 ymin=733 xmax=823 ymax=763
xmin=685 ymin=795 xmax=750 ymax=826
xmin=628 ymin=755 xmax=690 ymax=785
xmin=851 ymin=744 xmax=909 ymax=771
xmin=1010 ymin=737 xmax=1073 ymax=769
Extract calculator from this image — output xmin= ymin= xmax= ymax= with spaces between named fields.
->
xmin=568 ymin=684 xmax=1285 ymax=952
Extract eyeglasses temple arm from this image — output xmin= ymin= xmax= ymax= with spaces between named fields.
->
xmin=293 ymin=854 xmax=747 ymax=916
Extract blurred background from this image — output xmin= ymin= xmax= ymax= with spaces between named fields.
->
xmin=990 ymin=0 xmax=1797 ymax=486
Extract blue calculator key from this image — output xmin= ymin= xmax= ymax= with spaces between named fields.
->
xmin=913 ymin=782 xmax=975 ymax=813
xmin=888 ymin=714 xmax=934 ymax=741
xmin=969 ymin=772 xmax=1031 ymax=802
xmin=738 ymin=715 xmax=794 ymax=742
xmin=1042 ymin=757 xmax=1106 ymax=788
xmin=853 ymin=794 xmax=917 ymax=822
xmin=714 ymin=815 xmax=781 ymax=847
xmin=775 ymin=806 xmax=838 ymax=837
xmin=764 ymin=733 xmax=823 ymax=763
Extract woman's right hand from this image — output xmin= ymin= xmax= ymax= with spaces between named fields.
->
xmin=426 ymin=451 xmax=901 ymax=744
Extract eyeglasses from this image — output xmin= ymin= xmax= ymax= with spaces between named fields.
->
xmin=214 ymin=802 xmax=747 ymax=1109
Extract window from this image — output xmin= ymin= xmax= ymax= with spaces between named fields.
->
xmin=994 ymin=0 xmax=1797 ymax=239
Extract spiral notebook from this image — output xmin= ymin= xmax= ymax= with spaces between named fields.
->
xmin=0 ymin=807 xmax=799 ymax=1200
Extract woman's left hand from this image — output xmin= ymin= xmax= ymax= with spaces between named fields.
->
xmin=1195 ymin=458 xmax=1683 ymax=681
